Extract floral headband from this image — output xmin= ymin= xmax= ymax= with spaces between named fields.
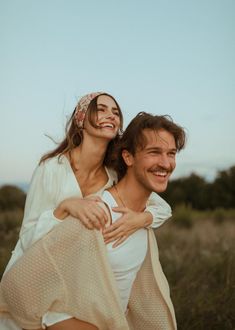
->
xmin=74 ymin=92 xmax=103 ymax=128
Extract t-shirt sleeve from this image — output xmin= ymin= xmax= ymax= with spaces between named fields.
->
xmin=145 ymin=193 xmax=172 ymax=229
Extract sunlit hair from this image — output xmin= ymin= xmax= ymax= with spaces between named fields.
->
xmin=115 ymin=112 xmax=186 ymax=179
xmin=40 ymin=93 xmax=123 ymax=167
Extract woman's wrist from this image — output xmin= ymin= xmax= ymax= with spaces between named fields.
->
xmin=142 ymin=211 xmax=153 ymax=228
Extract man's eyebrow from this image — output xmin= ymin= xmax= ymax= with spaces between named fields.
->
xmin=169 ymin=148 xmax=177 ymax=153
xmin=145 ymin=147 xmax=177 ymax=152
xmin=145 ymin=147 xmax=162 ymax=152
xmin=97 ymin=103 xmax=118 ymax=110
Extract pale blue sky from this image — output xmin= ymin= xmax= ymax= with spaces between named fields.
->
xmin=1 ymin=0 xmax=235 ymax=185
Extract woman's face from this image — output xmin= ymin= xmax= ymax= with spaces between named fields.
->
xmin=84 ymin=95 xmax=121 ymax=141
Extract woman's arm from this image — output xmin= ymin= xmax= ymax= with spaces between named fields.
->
xmin=54 ymin=195 xmax=108 ymax=229
xmin=145 ymin=192 xmax=172 ymax=228
xmin=4 ymin=161 xmax=110 ymax=275
xmin=103 ymin=193 xmax=172 ymax=247
xmin=18 ymin=160 xmax=65 ymax=250
xmin=4 ymin=160 xmax=64 ymax=273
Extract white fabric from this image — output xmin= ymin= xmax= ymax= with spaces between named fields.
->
xmin=3 ymin=155 xmax=115 ymax=275
xmin=104 ymin=191 xmax=148 ymax=312
xmin=42 ymin=312 xmax=72 ymax=328
xmin=42 ymin=190 xmax=148 ymax=327
xmin=147 ymin=192 xmax=172 ymax=228
xmin=0 ymin=318 xmax=20 ymax=330
xmin=1 ymin=154 xmax=171 ymax=329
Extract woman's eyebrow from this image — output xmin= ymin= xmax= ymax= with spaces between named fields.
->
xmin=97 ymin=103 xmax=118 ymax=110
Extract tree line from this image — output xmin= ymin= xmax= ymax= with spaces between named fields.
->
xmin=0 ymin=165 xmax=234 ymax=212
xmin=160 ymin=165 xmax=235 ymax=210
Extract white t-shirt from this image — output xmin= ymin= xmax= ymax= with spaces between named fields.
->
xmin=104 ymin=190 xmax=148 ymax=312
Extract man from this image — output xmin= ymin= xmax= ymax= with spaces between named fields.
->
xmin=102 ymin=111 xmax=186 ymax=330
xmin=103 ymin=111 xmax=185 ymax=241
xmin=0 ymin=112 xmax=185 ymax=330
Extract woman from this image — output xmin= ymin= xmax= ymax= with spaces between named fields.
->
xmin=0 ymin=92 xmax=171 ymax=330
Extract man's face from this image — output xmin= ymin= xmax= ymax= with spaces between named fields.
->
xmin=128 ymin=128 xmax=177 ymax=193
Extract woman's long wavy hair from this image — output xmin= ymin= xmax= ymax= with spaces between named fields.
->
xmin=40 ymin=93 xmax=123 ymax=168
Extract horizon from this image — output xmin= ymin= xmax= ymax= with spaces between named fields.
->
xmin=1 ymin=162 xmax=234 ymax=194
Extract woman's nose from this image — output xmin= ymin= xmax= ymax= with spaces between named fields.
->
xmin=105 ymin=111 xmax=115 ymax=120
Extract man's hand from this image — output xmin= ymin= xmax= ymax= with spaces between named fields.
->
xmin=102 ymin=207 xmax=153 ymax=247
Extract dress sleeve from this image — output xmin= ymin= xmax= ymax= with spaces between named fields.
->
xmin=18 ymin=160 xmax=63 ymax=251
xmin=145 ymin=193 xmax=172 ymax=229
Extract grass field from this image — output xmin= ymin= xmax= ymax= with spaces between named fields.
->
xmin=157 ymin=207 xmax=235 ymax=330
xmin=0 ymin=207 xmax=235 ymax=329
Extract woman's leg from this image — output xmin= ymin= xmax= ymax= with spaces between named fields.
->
xmin=23 ymin=318 xmax=98 ymax=330
xmin=47 ymin=317 xmax=98 ymax=330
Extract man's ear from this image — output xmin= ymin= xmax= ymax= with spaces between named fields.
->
xmin=122 ymin=149 xmax=134 ymax=166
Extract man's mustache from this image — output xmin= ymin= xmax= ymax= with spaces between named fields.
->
xmin=148 ymin=166 xmax=174 ymax=173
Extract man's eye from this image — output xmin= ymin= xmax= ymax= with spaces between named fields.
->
xmin=149 ymin=151 xmax=160 ymax=155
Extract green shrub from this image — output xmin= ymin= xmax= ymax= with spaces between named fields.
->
xmin=0 ymin=209 xmax=22 ymax=277
xmin=172 ymin=204 xmax=194 ymax=228
xmin=0 ymin=209 xmax=23 ymax=233
xmin=0 ymin=185 xmax=26 ymax=211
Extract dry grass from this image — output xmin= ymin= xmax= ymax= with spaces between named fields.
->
xmin=156 ymin=217 xmax=235 ymax=330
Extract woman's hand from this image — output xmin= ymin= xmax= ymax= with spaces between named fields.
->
xmin=54 ymin=196 xmax=108 ymax=230
xmin=102 ymin=207 xmax=153 ymax=247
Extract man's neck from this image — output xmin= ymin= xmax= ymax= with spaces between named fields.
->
xmin=114 ymin=175 xmax=151 ymax=212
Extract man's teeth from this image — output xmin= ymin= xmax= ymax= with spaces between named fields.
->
xmin=152 ymin=171 xmax=167 ymax=177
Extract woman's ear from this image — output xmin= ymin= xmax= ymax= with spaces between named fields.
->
xmin=122 ymin=149 xmax=134 ymax=167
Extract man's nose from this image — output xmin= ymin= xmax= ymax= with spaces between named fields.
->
xmin=158 ymin=154 xmax=171 ymax=168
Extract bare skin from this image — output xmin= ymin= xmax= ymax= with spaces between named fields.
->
xmin=103 ymin=207 xmax=152 ymax=247
xmin=47 ymin=317 xmax=98 ymax=330
xmin=54 ymin=195 xmax=108 ymax=230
